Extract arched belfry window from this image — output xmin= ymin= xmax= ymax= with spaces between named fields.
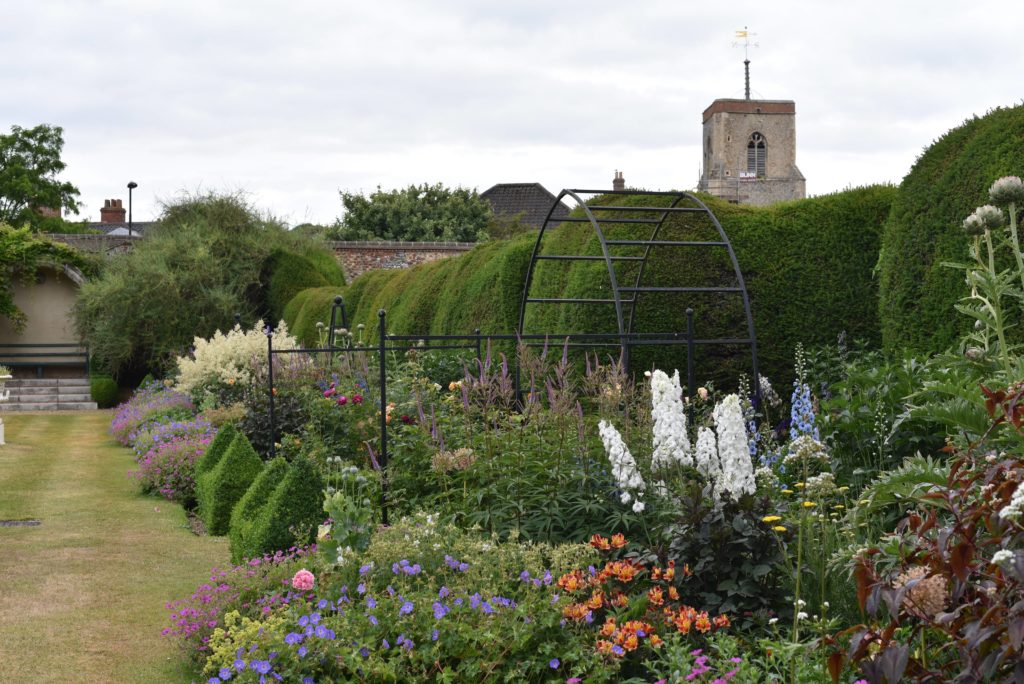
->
xmin=747 ymin=132 xmax=766 ymax=178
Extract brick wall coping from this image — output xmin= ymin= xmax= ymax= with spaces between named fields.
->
xmin=326 ymin=240 xmax=477 ymax=251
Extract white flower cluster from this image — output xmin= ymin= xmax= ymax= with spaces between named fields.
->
xmin=1000 ymin=481 xmax=1024 ymax=521
xmin=992 ymin=549 xmax=1015 ymax=568
xmin=599 ymin=420 xmax=646 ymax=512
xmin=175 ymin=320 xmax=299 ymax=395
xmin=712 ymin=394 xmax=756 ymax=498
xmin=694 ymin=426 xmax=720 ymax=483
xmin=804 ymin=471 xmax=837 ymax=497
xmin=783 ymin=435 xmax=829 ymax=467
xmin=650 ymin=370 xmax=692 ymax=469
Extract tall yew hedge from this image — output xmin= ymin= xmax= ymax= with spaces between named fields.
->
xmin=878 ymin=105 xmax=1024 ymax=354
xmin=284 ymin=187 xmax=894 ymax=383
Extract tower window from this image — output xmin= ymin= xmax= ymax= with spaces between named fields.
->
xmin=747 ymin=132 xmax=766 ymax=178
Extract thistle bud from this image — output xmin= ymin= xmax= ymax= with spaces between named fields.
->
xmin=965 ymin=347 xmax=985 ymax=361
xmin=963 ymin=213 xmax=986 ymax=236
xmin=975 ymin=205 xmax=1006 ymax=230
xmin=990 ymin=176 xmax=1024 ymax=205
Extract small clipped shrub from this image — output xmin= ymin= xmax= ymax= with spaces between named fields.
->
xmin=245 ymin=456 xmax=325 ymax=557
xmin=228 ymin=456 xmax=290 ymax=564
xmin=90 ymin=375 xmax=119 ymax=408
xmin=195 ymin=422 xmax=237 ymax=477
xmin=197 ymin=432 xmax=264 ymax=535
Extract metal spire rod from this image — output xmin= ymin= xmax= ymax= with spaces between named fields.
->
xmin=733 ymin=26 xmax=759 ymax=100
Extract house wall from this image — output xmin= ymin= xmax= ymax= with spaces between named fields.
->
xmin=0 ymin=266 xmax=83 ymax=377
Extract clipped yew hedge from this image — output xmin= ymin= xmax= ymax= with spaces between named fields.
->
xmin=229 ymin=456 xmax=290 ymax=563
xmin=196 ymin=431 xmax=264 ymax=536
xmin=878 ymin=104 xmax=1024 ymax=354
xmin=283 ymin=187 xmax=893 ymax=383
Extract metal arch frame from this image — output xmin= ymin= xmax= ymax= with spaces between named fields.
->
xmin=517 ymin=188 xmax=759 ymax=385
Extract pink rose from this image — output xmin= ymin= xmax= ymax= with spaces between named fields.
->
xmin=291 ymin=568 xmax=315 ymax=591
xmin=352 ymin=394 xmax=363 ymax=404
xmin=324 ymin=389 xmax=335 ymax=398
xmin=336 ymin=396 xmax=348 ymax=406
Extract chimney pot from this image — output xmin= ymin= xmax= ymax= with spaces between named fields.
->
xmin=100 ymin=197 xmax=127 ymax=224
xmin=612 ymin=170 xmax=625 ymax=192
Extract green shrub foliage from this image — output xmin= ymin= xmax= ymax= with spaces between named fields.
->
xmin=246 ymin=456 xmax=325 ymax=557
xmin=284 ymin=187 xmax=892 ymax=382
xmin=73 ymin=192 xmax=337 ymax=382
xmin=197 ymin=431 xmax=264 ymax=535
xmin=195 ymin=422 xmax=238 ymax=477
xmin=878 ymin=104 xmax=1024 ymax=354
xmin=261 ymin=249 xmax=330 ymax=324
xmin=89 ymin=375 xmax=119 ymax=408
xmin=228 ymin=456 xmax=289 ymax=563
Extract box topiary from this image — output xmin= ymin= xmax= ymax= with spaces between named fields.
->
xmin=195 ymin=422 xmax=237 ymax=477
xmin=89 ymin=375 xmax=119 ymax=408
xmin=245 ymin=456 xmax=325 ymax=557
xmin=228 ymin=456 xmax=289 ymax=563
xmin=196 ymin=432 xmax=264 ymax=535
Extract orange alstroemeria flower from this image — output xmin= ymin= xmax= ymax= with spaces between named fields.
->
xmin=610 ymin=533 xmax=627 ymax=548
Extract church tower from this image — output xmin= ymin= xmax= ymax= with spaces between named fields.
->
xmin=697 ymin=41 xmax=805 ymax=205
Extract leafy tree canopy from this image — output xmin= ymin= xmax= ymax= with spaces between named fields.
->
xmin=329 ymin=183 xmax=492 ymax=242
xmin=0 ymin=124 xmax=81 ymax=231
xmin=0 ymin=223 xmax=88 ymax=331
xmin=74 ymin=192 xmax=337 ymax=382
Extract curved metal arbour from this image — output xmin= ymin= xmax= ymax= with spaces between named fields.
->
xmin=517 ymin=188 xmax=759 ymax=383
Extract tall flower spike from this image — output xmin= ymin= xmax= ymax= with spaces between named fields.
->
xmin=650 ymin=370 xmax=692 ymax=469
xmin=712 ymin=394 xmax=755 ymax=499
xmin=599 ymin=420 xmax=645 ymax=505
xmin=694 ymin=426 xmax=721 ymax=486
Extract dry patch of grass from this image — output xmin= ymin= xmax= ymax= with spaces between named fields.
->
xmin=0 ymin=412 xmax=227 ymax=683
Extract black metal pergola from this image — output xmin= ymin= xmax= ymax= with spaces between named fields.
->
xmin=518 ymin=188 xmax=759 ymax=385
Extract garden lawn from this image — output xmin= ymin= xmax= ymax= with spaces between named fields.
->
xmin=0 ymin=411 xmax=227 ymax=683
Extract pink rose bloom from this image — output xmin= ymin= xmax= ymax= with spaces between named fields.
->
xmin=352 ymin=394 xmax=363 ymax=404
xmin=292 ymin=568 xmax=315 ymax=591
xmin=336 ymin=396 xmax=348 ymax=406
xmin=324 ymin=388 xmax=335 ymax=398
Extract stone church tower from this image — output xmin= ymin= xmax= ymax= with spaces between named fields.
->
xmin=697 ymin=63 xmax=805 ymax=205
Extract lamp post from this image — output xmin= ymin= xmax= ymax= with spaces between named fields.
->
xmin=127 ymin=181 xmax=138 ymax=236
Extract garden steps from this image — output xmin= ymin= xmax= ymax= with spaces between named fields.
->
xmin=0 ymin=379 xmax=97 ymax=411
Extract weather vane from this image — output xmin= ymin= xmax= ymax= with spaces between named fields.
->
xmin=732 ymin=26 xmax=759 ymax=100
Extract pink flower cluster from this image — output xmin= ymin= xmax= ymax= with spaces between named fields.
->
xmin=323 ymin=382 xmax=363 ymax=407
xmin=292 ymin=568 xmax=315 ymax=591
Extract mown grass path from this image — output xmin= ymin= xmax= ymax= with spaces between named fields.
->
xmin=0 ymin=411 xmax=227 ymax=683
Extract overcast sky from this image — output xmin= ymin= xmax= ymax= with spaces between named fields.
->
xmin=5 ymin=0 xmax=1023 ymax=225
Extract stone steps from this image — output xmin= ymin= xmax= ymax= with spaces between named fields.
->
xmin=0 ymin=378 xmax=97 ymax=412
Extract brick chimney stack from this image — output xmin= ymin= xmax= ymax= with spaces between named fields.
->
xmin=100 ymin=199 xmax=126 ymax=223
xmin=612 ymin=170 xmax=625 ymax=192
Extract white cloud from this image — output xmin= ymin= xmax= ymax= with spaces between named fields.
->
xmin=4 ymin=0 xmax=1023 ymax=224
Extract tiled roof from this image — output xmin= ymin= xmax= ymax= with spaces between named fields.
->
xmin=480 ymin=183 xmax=570 ymax=229
xmin=87 ymin=221 xmax=157 ymax=235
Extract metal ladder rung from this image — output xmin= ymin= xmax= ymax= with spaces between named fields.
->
xmin=587 ymin=205 xmax=707 ymax=213
xmin=605 ymin=240 xmax=727 ymax=247
xmin=616 ymin=287 xmax=742 ymax=293
xmin=534 ymin=255 xmax=644 ymax=262
xmin=525 ymin=298 xmax=637 ymax=304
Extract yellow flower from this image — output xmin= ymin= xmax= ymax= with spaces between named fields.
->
xmin=833 ymin=504 xmax=845 ymax=510
xmin=859 ymin=499 xmax=871 ymax=505
xmin=802 ymin=501 xmax=816 ymax=508
xmin=795 ymin=482 xmax=806 ymax=489
xmin=837 ymin=486 xmax=850 ymax=492
xmin=762 ymin=515 xmax=782 ymax=523
xmin=772 ymin=526 xmax=787 ymax=532
xmin=781 ymin=489 xmax=794 ymax=495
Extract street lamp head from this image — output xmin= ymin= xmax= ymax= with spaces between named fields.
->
xmin=127 ymin=181 xmax=138 ymax=190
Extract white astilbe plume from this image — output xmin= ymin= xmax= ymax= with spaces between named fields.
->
xmin=599 ymin=419 xmax=646 ymax=505
xmin=650 ymin=369 xmax=692 ymax=468
xmin=694 ymin=426 xmax=721 ymax=484
xmin=712 ymin=394 xmax=755 ymax=498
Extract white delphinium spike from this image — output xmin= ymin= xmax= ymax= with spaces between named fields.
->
xmin=712 ymin=394 xmax=755 ymax=499
xmin=650 ymin=369 xmax=692 ymax=469
xmin=694 ymin=426 xmax=721 ymax=485
xmin=599 ymin=420 xmax=646 ymax=505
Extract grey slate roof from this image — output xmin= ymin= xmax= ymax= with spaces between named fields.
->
xmin=480 ymin=183 xmax=570 ymax=229
xmin=87 ymin=221 xmax=158 ymax=235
